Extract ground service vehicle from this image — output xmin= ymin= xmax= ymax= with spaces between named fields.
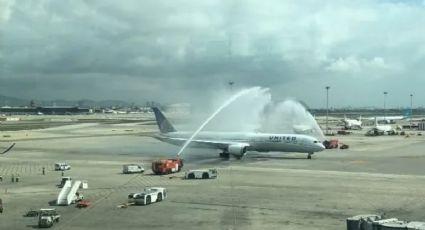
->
xmin=323 ymin=140 xmax=339 ymax=149
xmin=73 ymin=192 xmax=84 ymax=203
xmin=38 ymin=209 xmax=60 ymax=228
xmin=185 ymin=169 xmax=218 ymax=179
xmin=76 ymin=200 xmax=90 ymax=208
xmin=151 ymin=159 xmax=183 ymax=175
xmin=24 ymin=209 xmax=39 ymax=217
xmin=122 ymin=164 xmax=144 ymax=174
xmin=54 ymin=163 xmax=71 ymax=171
xmin=128 ymin=187 xmax=167 ymax=205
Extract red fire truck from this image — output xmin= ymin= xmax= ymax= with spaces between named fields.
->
xmin=151 ymin=159 xmax=183 ymax=175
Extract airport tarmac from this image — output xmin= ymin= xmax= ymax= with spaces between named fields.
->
xmin=1 ymin=115 xmax=425 ymax=230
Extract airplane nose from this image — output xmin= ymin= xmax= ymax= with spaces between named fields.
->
xmin=318 ymin=143 xmax=326 ymax=151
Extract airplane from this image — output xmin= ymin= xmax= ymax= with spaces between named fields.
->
xmin=342 ymin=115 xmax=362 ymax=130
xmin=151 ymin=107 xmax=325 ymax=159
xmin=364 ymin=116 xmax=405 ymax=124
xmin=104 ymin=109 xmax=127 ymax=114
xmin=365 ymin=117 xmax=397 ymax=136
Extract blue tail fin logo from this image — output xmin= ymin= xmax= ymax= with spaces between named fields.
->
xmin=152 ymin=107 xmax=177 ymax=133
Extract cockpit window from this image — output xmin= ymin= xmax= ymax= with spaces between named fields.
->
xmin=313 ymin=141 xmax=318 ymax=143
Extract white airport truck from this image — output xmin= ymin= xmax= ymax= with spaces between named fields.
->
xmin=128 ymin=187 xmax=166 ymax=205
xmin=54 ymin=163 xmax=71 ymax=171
xmin=122 ymin=164 xmax=144 ymax=174
xmin=38 ymin=209 xmax=60 ymax=228
xmin=185 ymin=169 xmax=218 ymax=179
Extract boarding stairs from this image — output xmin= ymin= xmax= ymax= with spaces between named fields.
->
xmin=57 ymin=180 xmax=82 ymax=205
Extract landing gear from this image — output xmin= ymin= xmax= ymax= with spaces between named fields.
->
xmin=219 ymin=152 xmax=230 ymax=158
xmin=307 ymin=153 xmax=313 ymax=159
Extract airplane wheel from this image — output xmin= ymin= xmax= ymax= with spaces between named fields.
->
xmin=188 ymin=173 xmax=195 ymax=179
xmin=307 ymin=154 xmax=312 ymax=159
xmin=219 ymin=152 xmax=230 ymax=158
xmin=202 ymin=173 xmax=209 ymax=179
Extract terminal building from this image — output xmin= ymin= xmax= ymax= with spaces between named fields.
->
xmin=0 ymin=106 xmax=92 ymax=115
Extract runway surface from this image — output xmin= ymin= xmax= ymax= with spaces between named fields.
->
xmin=1 ymin=115 xmax=425 ymax=229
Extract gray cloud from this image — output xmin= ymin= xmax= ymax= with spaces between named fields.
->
xmin=1 ymin=0 xmax=425 ymax=107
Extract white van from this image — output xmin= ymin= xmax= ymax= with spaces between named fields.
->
xmin=54 ymin=163 xmax=71 ymax=171
xmin=122 ymin=164 xmax=144 ymax=174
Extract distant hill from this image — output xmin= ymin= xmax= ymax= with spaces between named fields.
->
xmin=0 ymin=95 xmax=133 ymax=108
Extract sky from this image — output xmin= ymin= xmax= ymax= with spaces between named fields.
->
xmin=1 ymin=0 xmax=425 ymax=108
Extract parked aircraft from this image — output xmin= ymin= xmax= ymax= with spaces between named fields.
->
xmin=104 ymin=109 xmax=127 ymax=114
xmin=364 ymin=116 xmax=405 ymax=124
xmin=342 ymin=115 xmax=362 ymax=130
xmin=365 ymin=118 xmax=396 ymax=136
xmin=152 ymin=107 xmax=325 ymax=159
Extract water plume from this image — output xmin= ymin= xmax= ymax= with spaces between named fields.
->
xmin=176 ymin=87 xmax=324 ymax=157
xmin=260 ymin=99 xmax=325 ymax=140
xmin=177 ymin=87 xmax=265 ymax=156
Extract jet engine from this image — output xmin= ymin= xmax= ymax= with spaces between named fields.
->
xmin=227 ymin=144 xmax=248 ymax=158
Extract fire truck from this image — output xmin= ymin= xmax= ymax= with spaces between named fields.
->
xmin=151 ymin=159 xmax=183 ymax=175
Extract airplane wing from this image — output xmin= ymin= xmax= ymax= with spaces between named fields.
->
xmin=161 ymin=137 xmax=249 ymax=150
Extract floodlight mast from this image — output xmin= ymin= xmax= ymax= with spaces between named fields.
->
xmin=325 ymin=86 xmax=330 ymax=135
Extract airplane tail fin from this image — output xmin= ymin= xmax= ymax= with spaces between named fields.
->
xmin=152 ymin=107 xmax=177 ymax=133
xmin=374 ymin=117 xmax=378 ymax=127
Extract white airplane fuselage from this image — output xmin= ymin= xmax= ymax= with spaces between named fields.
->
xmin=343 ymin=119 xmax=362 ymax=129
xmin=156 ymin=131 xmax=325 ymax=154
xmin=375 ymin=124 xmax=393 ymax=132
xmin=152 ymin=107 xmax=325 ymax=159
xmin=366 ymin=116 xmax=405 ymax=124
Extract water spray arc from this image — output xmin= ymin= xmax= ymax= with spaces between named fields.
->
xmin=262 ymin=99 xmax=325 ymax=141
xmin=176 ymin=87 xmax=264 ymax=156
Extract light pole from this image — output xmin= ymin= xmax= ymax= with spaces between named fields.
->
xmin=410 ymin=94 xmax=413 ymax=129
xmin=383 ymin=91 xmax=388 ymax=120
xmin=326 ymin=86 xmax=330 ymax=135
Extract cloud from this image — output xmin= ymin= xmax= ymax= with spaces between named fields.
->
xmin=1 ymin=0 xmax=425 ymax=107
xmin=0 ymin=0 xmax=14 ymax=23
xmin=325 ymin=56 xmax=392 ymax=75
